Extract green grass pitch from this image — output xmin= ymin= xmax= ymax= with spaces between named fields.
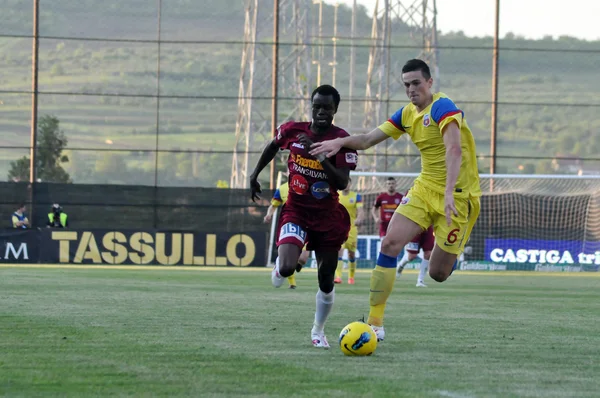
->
xmin=1 ymin=266 xmax=599 ymax=397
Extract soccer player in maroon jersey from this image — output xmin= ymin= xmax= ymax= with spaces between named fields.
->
xmin=372 ymin=178 xmax=404 ymax=238
xmin=249 ymin=85 xmax=358 ymax=349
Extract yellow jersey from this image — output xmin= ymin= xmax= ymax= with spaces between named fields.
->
xmin=338 ymin=191 xmax=363 ymax=225
xmin=379 ymin=92 xmax=481 ymax=198
xmin=271 ymin=183 xmax=289 ymax=207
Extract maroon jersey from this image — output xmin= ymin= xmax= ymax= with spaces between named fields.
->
xmin=375 ymin=192 xmax=404 ymax=224
xmin=274 ymin=121 xmax=358 ymax=211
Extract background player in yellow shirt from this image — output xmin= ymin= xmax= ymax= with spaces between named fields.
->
xmin=335 ymin=177 xmax=364 ymax=285
xmin=264 ymin=182 xmax=310 ymax=289
xmin=310 ymin=59 xmax=481 ymax=342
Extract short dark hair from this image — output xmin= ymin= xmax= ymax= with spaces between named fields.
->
xmin=18 ymin=203 xmax=26 ymax=209
xmin=402 ymin=59 xmax=431 ymax=80
xmin=311 ymin=84 xmax=341 ymax=111
xmin=386 ymin=177 xmax=395 ymax=182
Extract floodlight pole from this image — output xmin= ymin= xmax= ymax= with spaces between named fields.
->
xmin=490 ymin=0 xmax=500 ymax=176
xmin=29 ymin=0 xmax=40 ymax=221
xmin=270 ymin=0 xmax=280 ymax=190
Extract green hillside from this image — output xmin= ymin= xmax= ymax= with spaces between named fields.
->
xmin=1 ymin=0 xmax=599 ymax=186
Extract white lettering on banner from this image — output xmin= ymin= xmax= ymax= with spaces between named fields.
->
xmin=292 ymin=163 xmax=328 ymax=179
xmin=490 ymin=248 xmax=580 ymax=264
xmin=3 ymin=243 xmax=29 ymax=260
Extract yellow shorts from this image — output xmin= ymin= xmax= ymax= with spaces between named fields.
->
xmin=341 ymin=225 xmax=358 ymax=252
xmin=395 ymin=180 xmax=480 ymax=255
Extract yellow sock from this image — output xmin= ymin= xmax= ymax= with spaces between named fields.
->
xmin=367 ymin=266 xmax=396 ymax=326
xmin=287 ymin=274 xmax=296 ymax=286
xmin=335 ymin=258 xmax=343 ymax=279
xmin=349 ymin=260 xmax=356 ymax=278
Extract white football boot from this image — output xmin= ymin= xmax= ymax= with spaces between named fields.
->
xmin=416 ymin=281 xmax=427 ymax=287
xmin=271 ymin=257 xmax=285 ymax=288
xmin=369 ymin=325 xmax=385 ymax=342
xmin=311 ymin=330 xmax=330 ymax=349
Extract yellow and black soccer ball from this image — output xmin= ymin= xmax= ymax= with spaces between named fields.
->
xmin=338 ymin=321 xmax=377 ymax=356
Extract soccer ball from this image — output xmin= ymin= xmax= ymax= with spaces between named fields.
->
xmin=338 ymin=322 xmax=377 ymax=356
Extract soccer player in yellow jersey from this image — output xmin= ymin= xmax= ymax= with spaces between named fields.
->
xmin=310 ymin=59 xmax=481 ymax=342
xmin=264 ymin=182 xmax=311 ymax=289
xmin=335 ymin=177 xmax=364 ymax=285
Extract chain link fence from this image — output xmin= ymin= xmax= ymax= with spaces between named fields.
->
xmin=1 ymin=0 xmax=599 ymax=193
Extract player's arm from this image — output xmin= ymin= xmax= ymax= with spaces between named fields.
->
xmin=298 ymin=134 xmax=350 ymax=190
xmin=264 ymin=204 xmax=277 ymax=223
xmin=319 ymin=160 xmax=350 ymax=190
xmin=371 ymin=200 xmax=380 ymax=223
xmin=309 ymin=128 xmax=389 ymax=158
xmin=355 ymin=207 xmax=365 ymax=226
xmin=310 ymin=107 xmax=406 ymax=158
xmin=442 ymin=121 xmax=461 ymax=225
xmin=442 ymin=121 xmax=462 ymax=195
xmin=249 ymin=139 xmax=281 ymax=202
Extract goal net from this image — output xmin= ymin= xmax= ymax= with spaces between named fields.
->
xmin=351 ymin=172 xmax=600 ymax=272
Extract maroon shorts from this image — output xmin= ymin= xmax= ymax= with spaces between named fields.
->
xmin=379 ymin=221 xmax=390 ymax=238
xmin=276 ymin=202 xmax=350 ymax=252
xmin=406 ymin=225 xmax=434 ymax=253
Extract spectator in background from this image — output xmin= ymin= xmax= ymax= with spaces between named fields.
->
xmin=12 ymin=203 xmax=30 ymax=229
xmin=47 ymin=203 xmax=68 ymax=228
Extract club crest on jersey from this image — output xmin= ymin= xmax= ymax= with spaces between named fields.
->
xmin=401 ymin=197 xmax=410 ymax=205
xmin=290 ymin=174 xmax=308 ymax=195
xmin=423 ymin=114 xmax=431 ymax=127
xmin=311 ymin=181 xmax=330 ymax=199
xmin=395 ymin=198 xmax=400 ymax=204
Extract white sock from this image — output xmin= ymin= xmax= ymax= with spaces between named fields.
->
xmin=312 ymin=289 xmax=335 ymax=333
xmin=418 ymin=259 xmax=429 ymax=282
xmin=397 ymin=253 xmax=410 ymax=269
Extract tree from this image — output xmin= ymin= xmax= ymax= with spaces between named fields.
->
xmin=8 ymin=115 xmax=71 ymax=183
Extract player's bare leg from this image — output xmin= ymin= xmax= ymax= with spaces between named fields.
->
xmin=311 ymin=250 xmax=338 ymax=349
xmin=367 ymin=212 xmax=422 ymax=341
xmin=272 ymin=244 xmax=302 ymax=288
xmin=334 ymin=248 xmax=344 ymax=284
xmin=296 ymin=249 xmax=310 ymax=273
xmin=416 ymin=250 xmax=431 ymax=287
xmin=397 ymin=251 xmax=417 ymax=276
xmin=347 ymin=250 xmax=356 ymax=284
xmin=428 ymin=245 xmax=458 ymax=282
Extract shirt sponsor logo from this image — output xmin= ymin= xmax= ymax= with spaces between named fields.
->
xmin=423 ymin=114 xmax=431 ymax=127
xmin=310 ymin=181 xmax=330 ymax=199
xmin=291 ymin=153 xmax=323 ymax=170
xmin=291 ymin=163 xmax=328 ymax=179
xmin=345 ymin=152 xmax=358 ymax=164
xmin=290 ymin=174 xmax=309 ymax=195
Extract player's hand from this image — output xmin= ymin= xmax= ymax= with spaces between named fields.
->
xmin=298 ymin=133 xmax=314 ymax=148
xmin=263 ymin=214 xmax=272 ymax=223
xmin=444 ymin=193 xmax=458 ymax=226
xmin=309 ymin=138 xmax=342 ymax=158
xmin=250 ymin=177 xmax=262 ymax=203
